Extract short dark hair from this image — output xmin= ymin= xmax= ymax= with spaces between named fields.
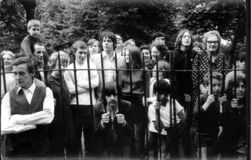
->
xmin=140 ymin=45 xmax=150 ymax=51
xmin=100 ymin=31 xmax=117 ymax=50
xmin=153 ymin=79 xmax=170 ymax=96
xmin=152 ymin=32 xmax=166 ymax=40
xmin=236 ymin=52 xmax=246 ymax=62
xmin=103 ymin=82 xmax=118 ymax=97
xmin=12 ymin=57 xmax=35 ymax=74
xmin=151 ymin=42 xmax=169 ymax=61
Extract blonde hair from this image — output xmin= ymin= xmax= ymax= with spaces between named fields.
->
xmin=47 ymin=51 xmax=69 ymax=69
xmin=27 ymin=19 xmax=41 ymax=30
xmin=1 ymin=50 xmax=15 ymax=59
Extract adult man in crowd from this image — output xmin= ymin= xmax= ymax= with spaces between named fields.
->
xmin=93 ymin=82 xmax=132 ymax=159
xmin=1 ymin=57 xmax=55 ymax=158
xmin=91 ymin=31 xmax=126 ymax=99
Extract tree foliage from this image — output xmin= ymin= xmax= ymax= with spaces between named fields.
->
xmin=0 ymin=0 xmax=247 ymax=55
xmin=181 ymin=0 xmax=246 ymax=40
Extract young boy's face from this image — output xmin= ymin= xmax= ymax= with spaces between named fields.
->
xmin=207 ymin=78 xmax=222 ymax=95
xmin=234 ymin=81 xmax=245 ymax=100
xmin=158 ymin=93 xmax=168 ymax=106
xmin=28 ymin=26 xmax=40 ymax=38
xmin=75 ymin=48 xmax=88 ymax=64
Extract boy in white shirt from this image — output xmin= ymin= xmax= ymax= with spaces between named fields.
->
xmin=148 ymin=79 xmax=185 ymax=159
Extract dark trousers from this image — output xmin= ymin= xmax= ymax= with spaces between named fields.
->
xmin=121 ymin=93 xmax=147 ymax=158
xmin=71 ymin=105 xmax=95 ymax=157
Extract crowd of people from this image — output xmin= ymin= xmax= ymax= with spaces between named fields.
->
xmin=0 ymin=19 xmax=247 ymax=160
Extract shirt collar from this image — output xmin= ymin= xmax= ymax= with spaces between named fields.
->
xmin=103 ymin=51 xmax=115 ymax=60
xmin=16 ymin=82 xmax=36 ymax=94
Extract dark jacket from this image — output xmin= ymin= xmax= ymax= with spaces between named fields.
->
xmin=193 ymin=93 xmax=220 ymax=135
xmin=173 ymin=49 xmax=194 ymax=106
xmin=47 ymin=75 xmax=76 ymax=157
xmin=220 ymin=101 xmax=247 ymax=156
xmin=93 ymin=99 xmax=133 ymax=157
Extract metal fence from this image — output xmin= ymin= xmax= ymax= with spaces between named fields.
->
xmin=0 ymin=48 xmax=249 ymax=160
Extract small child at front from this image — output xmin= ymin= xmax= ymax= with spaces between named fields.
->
xmin=193 ymin=72 xmax=226 ymax=160
xmin=148 ymin=79 xmax=185 ymax=159
xmin=20 ymin=19 xmax=41 ymax=58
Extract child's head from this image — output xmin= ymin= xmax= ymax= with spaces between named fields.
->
xmin=226 ymin=72 xmax=245 ymax=100
xmin=152 ymin=61 xmax=170 ymax=79
xmin=153 ymin=79 xmax=171 ymax=105
xmin=71 ymin=40 xmax=88 ymax=64
xmin=27 ymin=19 xmax=41 ymax=38
xmin=204 ymin=72 xmax=223 ymax=95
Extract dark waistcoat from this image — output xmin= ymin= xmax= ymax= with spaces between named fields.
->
xmin=4 ymin=84 xmax=50 ymax=158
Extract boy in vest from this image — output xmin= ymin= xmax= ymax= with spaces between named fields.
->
xmin=1 ymin=57 xmax=55 ymax=158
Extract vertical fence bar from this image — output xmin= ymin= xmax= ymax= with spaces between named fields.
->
xmin=57 ymin=52 xmax=67 ymax=156
xmin=100 ymin=52 xmax=106 ymax=112
xmin=155 ymin=56 xmax=161 ymax=160
xmin=0 ymin=55 xmax=2 ymax=159
xmin=197 ymin=54 xmax=202 ymax=158
xmin=246 ymin=1 xmax=250 ymax=159
xmin=142 ymin=51 xmax=149 ymax=158
xmin=43 ymin=53 xmax=48 ymax=86
xmin=114 ymin=52 xmax=120 ymax=112
xmin=1 ymin=58 xmax=7 ymax=94
xmin=73 ymin=54 xmax=79 ymax=106
xmin=128 ymin=51 xmax=135 ymax=157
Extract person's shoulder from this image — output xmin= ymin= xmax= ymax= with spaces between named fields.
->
xmin=121 ymin=99 xmax=131 ymax=107
xmin=21 ymin=35 xmax=31 ymax=44
xmin=93 ymin=100 xmax=105 ymax=112
xmin=66 ymin=63 xmax=74 ymax=69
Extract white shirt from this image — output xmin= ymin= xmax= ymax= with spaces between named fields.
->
xmin=148 ymin=96 xmax=183 ymax=135
xmin=1 ymin=82 xmax=55 ymax=135
xmin=64 ymin=60 xmax=99 ymax=105
xmin=91 ymin=51 xmax=126 ymax=86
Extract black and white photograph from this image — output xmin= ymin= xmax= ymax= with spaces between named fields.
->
xmin=0 ymin=0 xmax=249 ymax=159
